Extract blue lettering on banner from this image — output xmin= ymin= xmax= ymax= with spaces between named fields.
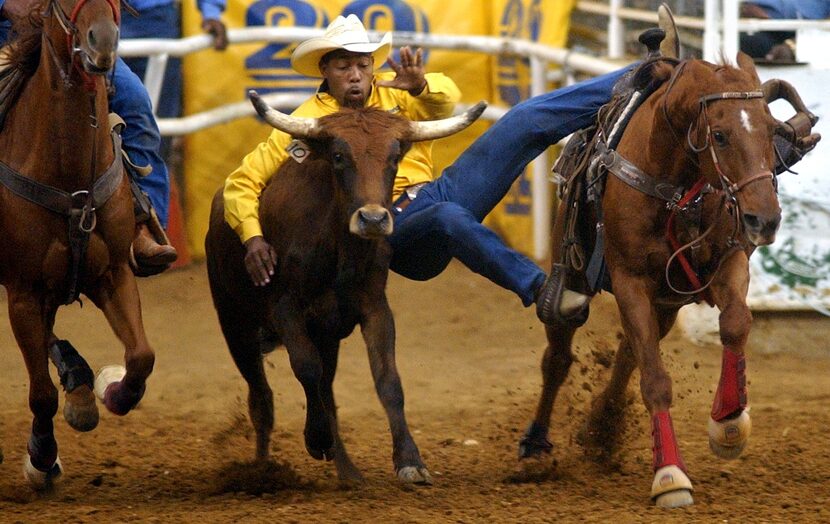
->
xmin=244 ymin=0 xmax=328 ymax=95
xmin=498 ymin=0 xmax=542 ymax=216
xmin=343 ymin=0 xmax=430 ymax=65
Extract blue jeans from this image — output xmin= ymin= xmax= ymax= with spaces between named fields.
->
xmin=389 ymin=66 xmax=632 ymax=306
xmin=110 ymin=57 xmax=170 ymax=226
xmin=120 ymin=4 xmax=182 ymax=122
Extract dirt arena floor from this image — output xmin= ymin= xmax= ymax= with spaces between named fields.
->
xmin=0 ymin=261 xmax=828 ymax=523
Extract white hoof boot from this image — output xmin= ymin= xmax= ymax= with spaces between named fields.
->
xmin=708 ymin=409 xmax=751 ymax=460
xmin=23 ymin=455 xmax=63 ymax=490
xmin=94 ymin=365 xmax=127 ymax=402
xmin=560 ymin=290 xmax=589 ymax=316
xmin=651 ymin=465 xmax=694 ymax=508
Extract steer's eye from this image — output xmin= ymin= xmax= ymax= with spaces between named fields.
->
xmin=333 ymin=152 xmax=345 ymax=163
xmin=712 ymin=130 xmax=728 ymax=147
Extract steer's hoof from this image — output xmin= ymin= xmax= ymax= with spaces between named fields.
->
xmin=708 ymin=410 xmax=751 ymax=460
xmin=651 ymin=465 xmax=694 ymax=508
xmin=397 ymin=466 xmax=433 ymax=485
xmin=94 ymin=365 xmax=127 ymax=402
xmin=23 ymin=455 xmax=63 ymax=491
xmin=64 ymin=385 xmax=99 ymax=432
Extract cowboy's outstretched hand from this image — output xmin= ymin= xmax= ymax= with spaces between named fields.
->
xmin=202 ymin=19 xmax=229 ymax=51
xmin=376 ymin=46 xmax=427 ymax=96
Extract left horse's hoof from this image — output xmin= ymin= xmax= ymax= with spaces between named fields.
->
xmin=397 ymin=466 xmax=432 ymax=485
xmin=23 ymin=454 xmax=63 ymax=491
xmin=94 ymin=365 xmax=126 ymax=402
xmin=651 ymin=465 xmax=694 ymax=508
xmin=64 ymin=385 xmax=99 ymax=432
xmin=708 ymin=410 xmax=751 ymax=460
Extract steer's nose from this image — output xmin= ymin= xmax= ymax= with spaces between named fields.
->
xmin=350 ymin=205 xmax=393 ymax=238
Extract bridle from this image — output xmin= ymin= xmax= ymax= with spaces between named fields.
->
xmin=658 ymin=62 xmax=776 ymax=298
xmin=686 ymin=90 xmax=774 ymax=199
xmin=42 ymin=0 xmax=120 ymax=90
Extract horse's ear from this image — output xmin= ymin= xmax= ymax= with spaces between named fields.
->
xmin=736 ymin=51 xmax=761 ymax=82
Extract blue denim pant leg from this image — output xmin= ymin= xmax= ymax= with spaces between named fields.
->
xmin=109 ymin=57 xmax=170 ymax=227
xmin=388 ymin=66 xmax=631 ymax=306
xmin=438 ymin=66 xmax=632 ymax=220
xmin=120 ymin=4 xmax=182 ymax=120
xmin=389 ymin=186 xmax=546 ymax=306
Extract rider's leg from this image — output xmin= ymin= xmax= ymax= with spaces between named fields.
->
xmin=436 ymin=65 xmax=631 ymax=221
xmin=389 ymin=190 xmax=546 ymax=307
xmin=109 ymin=57 xmax=177 ymax=271
xmin=390 ymin=66 xmax=632 ymax=322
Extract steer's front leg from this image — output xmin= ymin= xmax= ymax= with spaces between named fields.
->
xmin=359 ymin=290 xmax=431 ymax=485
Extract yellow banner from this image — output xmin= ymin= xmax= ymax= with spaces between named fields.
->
xmin=182 ymin=0 xmax=574 ymax=259
xmin=483 ymin=0 xmax=575 ymax=258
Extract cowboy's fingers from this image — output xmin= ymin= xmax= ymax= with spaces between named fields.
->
xmin=400 ymin=46 xmax=414 ymax=66
xmin=385 ymin=55 xmax=402 ymax=73
xmin=413 ymin=47 xmax=424 ymax=67
xmin=245 ymin=250 xmax=271 ymax=286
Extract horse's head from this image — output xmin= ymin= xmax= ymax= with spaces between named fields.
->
xmin=673 ymin=54 xmax=781 ymax=246
xmin=249 ymin=92 xmax=485 ymax=239
xmin=49 ymin=0 xmax=121 ymax=74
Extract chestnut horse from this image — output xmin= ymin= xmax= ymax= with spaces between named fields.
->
xmin=520 ymin=53 xmax=794 ymax=507
xmin=0 ymin=0 xmax=153 ymax=488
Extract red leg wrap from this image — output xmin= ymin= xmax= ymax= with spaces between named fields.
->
xmin=710 ymin=347 xmax=747 ymax=421
xmin=651 ymin=411 xmax=687 ymax=472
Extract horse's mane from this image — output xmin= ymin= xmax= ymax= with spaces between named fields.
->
xmin=3 ymin=9 xmax=45 ymax=76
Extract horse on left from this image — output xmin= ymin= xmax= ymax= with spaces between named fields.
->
xmin=0 ymin=0 xmax=153 ymax=489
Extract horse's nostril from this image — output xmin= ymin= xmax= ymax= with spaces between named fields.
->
xmin=743 ymin=214 xmax=761 ymax=231
xmin=88 ymin=30 xmax=97 ymax=48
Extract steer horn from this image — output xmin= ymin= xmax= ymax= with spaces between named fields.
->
xmin=249 ymin=90 xmax=321 ymax=138
xmin=407 ymin=101 xmax=488 ymax=142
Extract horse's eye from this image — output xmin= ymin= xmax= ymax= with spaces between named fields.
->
xmin=333 ymin=152 xmax=345 ymax=163
xmin=712 ymin=131 xmax=728 ymax=147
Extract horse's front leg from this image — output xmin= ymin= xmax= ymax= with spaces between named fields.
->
xmin=7 ymin=289 xmax=64 ymax=489
xmin=86 ymin=264 xmax=154 ymax=416
xmin=612 ymin=272 xmax=693 ymax=508
xmin=708 ymin=251 xmax=752 ymax=459
xmin=359 ymin=292 xmax=430 ymax=485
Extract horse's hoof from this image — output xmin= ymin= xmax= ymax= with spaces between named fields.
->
xmin=94 ymin=365 xmax=126 ymax=402
xmin=63 ymin=385 xmax=99 ymax=432
xmin=23 ymin=454 xmax=63 ymax=491
xmin=708 ymin=410 xmax=751 ymax=460
xmin=397 ymin=466 xmax=433 ymax=485
xmin=655 ymin=488 xmax=694 ymax=508
xmin=518 ymin=437 xmax=553 ymax=459
xmin=305 ymin=445 xmax=334 ymax=462
xmin=518 ymin=421 xmax=553 ymax=459
xmin=651 ymin=465 xmax=693 ymax=508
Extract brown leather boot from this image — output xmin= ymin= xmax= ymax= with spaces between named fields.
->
xmin=130 ymin=223 xmax=178 ymax=276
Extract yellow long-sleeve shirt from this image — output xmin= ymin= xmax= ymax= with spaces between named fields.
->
xmin=223 ymin=71 xmax=461 ymax=242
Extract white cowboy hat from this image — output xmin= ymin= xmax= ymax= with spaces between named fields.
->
xmin=291 ymin=14 xmax=393 ymax=78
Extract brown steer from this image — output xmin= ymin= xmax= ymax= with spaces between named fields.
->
xmin=206 ymin=92 xmax=484 ymax=485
